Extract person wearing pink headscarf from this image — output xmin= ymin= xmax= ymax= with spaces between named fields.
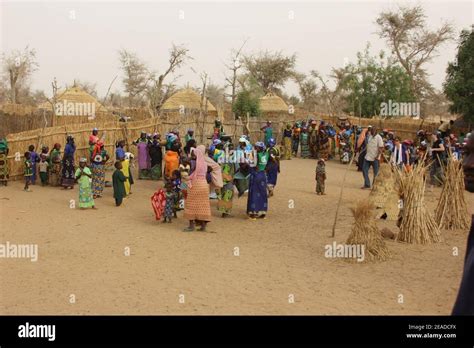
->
xmin=183 ymin=145 xmax=213 ymax=232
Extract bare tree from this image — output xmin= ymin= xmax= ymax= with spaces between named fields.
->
xmin=1 ymin=46 xmax=38 ymax=104
xmin=376 ymin=5 xmax=454 ymax=99
xmin=311 ymin=69 xmax=350 ymax=117
xmin=206 ymin=82 xmax=226 ymax=111
xmin=153 ymin=44 xmax=192 ymax=112
xmin=295 ymin=73 xmax=319 ymax=112
xmin=243 ymin=50 xmax=297 ymax=93
xmin=118 ymin=49 xmax=150 ymax=107
xmin=224 ymin=38 xmax=248 ymax=111
xmin=198 ymin=72 xmax=209 ymax=143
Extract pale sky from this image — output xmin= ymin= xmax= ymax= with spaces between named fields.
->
xmin=1 ymin=0 xmax=472 ymax=98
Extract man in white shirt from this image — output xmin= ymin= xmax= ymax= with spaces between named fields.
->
xmin=362 ymin=126 xmax=384 ymax=189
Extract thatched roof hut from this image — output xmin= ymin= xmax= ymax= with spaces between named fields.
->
xmin=38 ymin=86 xmax=106 ymax=115
xmin=259 ymin=93 xmax=288 ymax=113
xmin=161 ymin=88 xmax=217 ymax=115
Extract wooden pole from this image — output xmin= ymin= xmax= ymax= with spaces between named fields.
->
xmin=331 ymin=140 xmax=357 ymax=237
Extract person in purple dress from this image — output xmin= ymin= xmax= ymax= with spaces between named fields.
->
xmin=133 ymin=132 xmax=151 ymax=179
xmin=28 ymin=145 xmax=40 ymax=185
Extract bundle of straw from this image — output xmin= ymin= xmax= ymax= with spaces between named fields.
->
xmin=435 ymin=156 xmax=470 ymax=230
xmin=346 ymin=200 xmax=391 ymax=262
xmin=394 ymin=161 xmax=441 ymax=244
xmin=369 ymin=163 xmax=400 ymax=220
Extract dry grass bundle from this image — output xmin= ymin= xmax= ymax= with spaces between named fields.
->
xmin=346 ymin=200 xmax=391 ymax=262
xmin=435 ymin=157 xmax=470 ymax=230
xmin=394 ymin=162 xmax=441 ymax=244
xmin=369 ymin=163 xmax=400 ymax=220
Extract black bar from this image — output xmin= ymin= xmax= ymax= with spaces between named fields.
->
xmin=0 ymin=316 xmax=473 ymax=346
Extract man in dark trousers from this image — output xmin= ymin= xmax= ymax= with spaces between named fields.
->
xmin=452 ymin=132 xmax=474 ymax=315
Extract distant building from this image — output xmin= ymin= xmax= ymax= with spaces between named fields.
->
xmin=161 ymin=88 xmax=217 ymax=117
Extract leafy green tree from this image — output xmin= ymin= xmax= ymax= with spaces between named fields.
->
xmin=232 ymin=90 xmax=261 ymax=118
xmin=444 ymin=29 xmax=474 ymax=123
xmin=342 ymin=45 xmax=415 ymax=117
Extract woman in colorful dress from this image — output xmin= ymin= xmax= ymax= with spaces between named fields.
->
xmin=75 ymin=158 xmax=96 ymax=210
xmin=261 ymin=121 xmax=273 ymax=146
xmin=134 ymin=132 xmax=151 ymax=179
xmin=300 ymin=127 xmax=310 ymax=158
xmin=49 ymin=143 xmax=62 ymax=186
xmin=164 ymin=143 xmax=180 ymax=182
xmin=89 ymin=128 xmax=99 ymax=160
xmin=247 ymin=142 xmax=269 ymax=220
xmin=282 ymin=124 xmax=292 ymax=160
xmin=183 ymin=145 xmax=213 ymax=232
xmin=318 ymin=123 xmax=330 ymax=160
xmin=61 ymin=136 xmax=76 ymax=189
xmin=91 ymin=140 xmax=109 ymax=198
xmin=292 ymin=123 xmax=301 ymax=157
xmin=216 ymin=143 xmax=235 ymax=217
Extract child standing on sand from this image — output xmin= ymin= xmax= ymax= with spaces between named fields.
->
xmin=24 ymin=152 xmax=33 ymax=192
xmin=112 ymin=161 xmax=128 ymax=207
xmin=316 ymin=159 xmax=326 ymax=195
xmin=163 ymin=182 xmax=177 ymax=223
xmin=38 ymin=154 xmax=49 ymax=186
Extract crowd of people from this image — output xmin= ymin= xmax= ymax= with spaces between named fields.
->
xmin=3 ymin=117 xmax=474 ymax=314
xmin=7 ymin=116 xmax=472 ymax=232
xmin=13 ymin=121 xmax=284 ymax=231
xmin=275 ymin=117 xmax=471 ymax=189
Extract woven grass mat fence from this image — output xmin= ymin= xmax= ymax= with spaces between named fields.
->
xmin=4 ymin=111 xmax=451 ymax=180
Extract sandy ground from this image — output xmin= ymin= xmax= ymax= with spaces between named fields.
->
xmin=0 ymin=157 xmax=472 ymax=315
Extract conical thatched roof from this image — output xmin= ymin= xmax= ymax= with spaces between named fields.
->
xmin=161 ymin=88 xmax=216 ymax=112
xmin=38 ymin=86 xmax=105 ymax=112
xmin=259 ymin=93 xmax=288 ymax=113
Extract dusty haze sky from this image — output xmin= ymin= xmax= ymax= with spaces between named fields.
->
xmin=1 ymin=0 xmax=472 ymax=98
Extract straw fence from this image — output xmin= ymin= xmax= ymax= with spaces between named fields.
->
xmin=0 ymin=108 xmax=156 ymax=137
xmin=3 ymin=109 xmax=461 ymax=180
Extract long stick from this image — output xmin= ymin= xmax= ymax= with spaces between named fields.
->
xmin=100 ymin=75 xmax=118 ymax=116
xmin=331 ymin=135 xmax=357 ymax=237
